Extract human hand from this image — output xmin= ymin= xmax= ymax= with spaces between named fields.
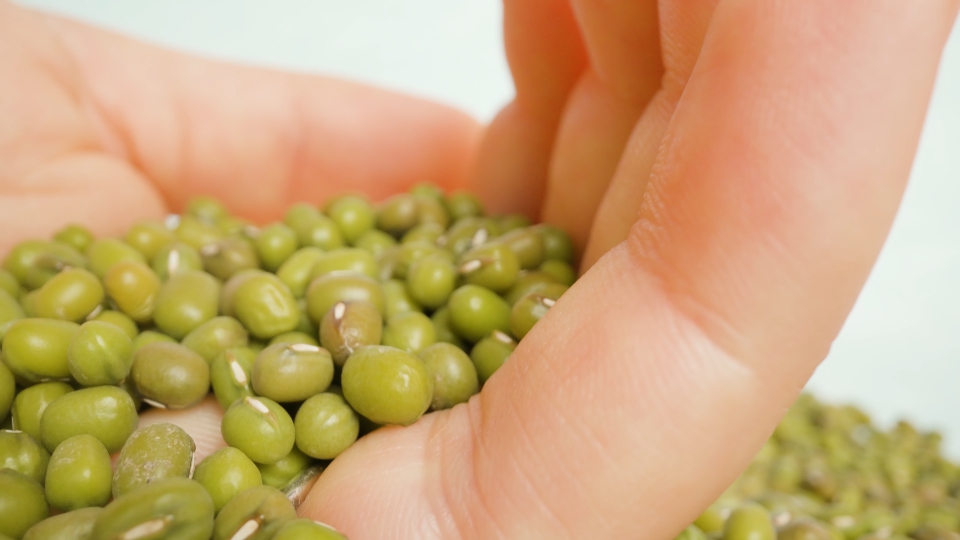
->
xmin=1 ymin=1 xmax=957 ymax=538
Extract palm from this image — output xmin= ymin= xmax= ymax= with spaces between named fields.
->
xmin=0 ymin=3 xmax=479 ymax=256
xmin=2 ymin=1 xmax=957 ymax=539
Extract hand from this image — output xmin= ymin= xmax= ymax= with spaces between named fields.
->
xmin=2 ymin=1 xmax=956 ymax=538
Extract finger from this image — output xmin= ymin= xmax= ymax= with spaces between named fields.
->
xmin=138 ymin=396 xmax=227 ymax=463
xmin=31 ymin=8 xmax=482 ymax=222
xmin=467 ymin=0 xmax=587 ymax=217
xmin=302 ymin=1 xmax=958 ymax=537
xmin=0 ymin=3 xmax=167 ymax=254
xmin=582 ymin=0 xmax=720 ymax=270
xmin=539 ymin=0 xmax=663 ymax=256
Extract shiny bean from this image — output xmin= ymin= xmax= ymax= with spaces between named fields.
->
xmin=39 ymin=386 xmax=139 ymax=453
xmin=125 ymin=220 xmax=177 ymax=261
xmin=103 ymin=260 xmax=161 ymax=323
xmin=153 ymin=270 xmax=221 ymax=339
xmin=113 ymin=423 xmax=196 ymax=498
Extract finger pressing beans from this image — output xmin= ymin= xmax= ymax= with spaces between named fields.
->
xmin=4 ymin=189 xmax=960 ymax=540
xmin=0 ymin=188 xmax=582 ymax=536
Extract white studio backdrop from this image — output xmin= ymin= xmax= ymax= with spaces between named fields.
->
xmin=13 ymin=0 xmax=960 ymax=455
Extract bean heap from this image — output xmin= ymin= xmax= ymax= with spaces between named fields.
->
xmin=0 ymin=186 xmax=576 ymax=539
xmin=0 ymin=190 xmax=957 ymax=540
xmin=679 ymin=394 xmax=960 ymax=540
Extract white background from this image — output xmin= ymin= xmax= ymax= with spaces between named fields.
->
xmin=14 ymin=1 xmax=960 ymax=454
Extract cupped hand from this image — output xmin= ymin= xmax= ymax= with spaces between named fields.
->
xmin=2 ymin=1 xmax=957 ymax=538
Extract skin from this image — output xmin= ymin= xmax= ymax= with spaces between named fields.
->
xmin=0 ymin=1 xmax=957 ymax=538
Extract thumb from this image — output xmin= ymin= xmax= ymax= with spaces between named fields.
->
xmin=300 ymin=1 xmax=959 ymax=538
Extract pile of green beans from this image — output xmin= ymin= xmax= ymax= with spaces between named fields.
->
xmin=2 ymin=188 xmax=956 ymax=540
xmin=0 ymin=186 xmax=576 ymax=539
xmin=679 ymin=394 xmax=960 ymax=540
